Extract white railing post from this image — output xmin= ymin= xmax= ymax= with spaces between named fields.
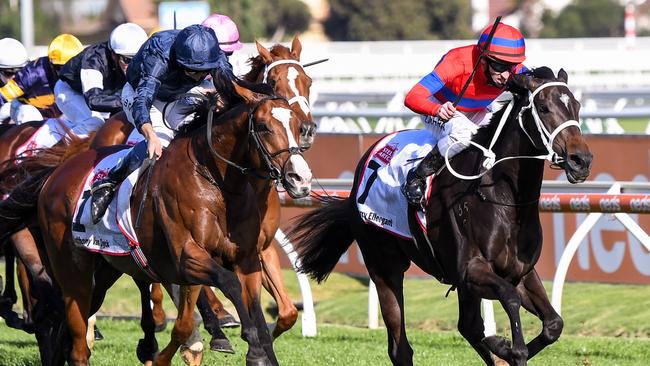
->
xmin=550 ymin=183 xmax=619 ymax=315
xmin=368 ymin=280 xmax=379 ymax=329
xmin=275 ymin=229 xmax=317 ymax=337
xmin=482 ymin=299 xmax=497 ymax=336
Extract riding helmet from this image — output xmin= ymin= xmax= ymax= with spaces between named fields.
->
xmin=48 ymin=34 xmax=83 ymax=65
xmin=110 ymin=23 xmax=148 ymax=57
xmin=477 ymin=23 xmax=526 ymax=64
xmin=173 ymin=24 xmax=223 ymax=71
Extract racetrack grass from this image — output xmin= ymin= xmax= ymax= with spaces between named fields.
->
xmin=2 ymin=265 xmax=650 ymax=365
xmin=2 ymin=319 xmax=650 ymax=366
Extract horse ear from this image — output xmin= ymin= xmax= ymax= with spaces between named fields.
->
xmin=255 ymin=40 xmax=273 ymax=64
xmin=291 ymin=36 xmax=302 ymax=60
xmin=232 ymin=81 xmax=261 ymax=105
xmin=509 ymin=73 xmax=540 ymax=93
xmin=558 ymin=68 xmax=568 ymax=83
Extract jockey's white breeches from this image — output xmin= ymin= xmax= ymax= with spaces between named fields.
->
xmin=423 ymin=97 xmax=494 ymax=159
xmin=121 ymin=82 xmax=204 ymax=148
xmin=54 ymin=80 xmax=109 ymax=138
xmin=10 ymin=100 xmax=44 ymax=124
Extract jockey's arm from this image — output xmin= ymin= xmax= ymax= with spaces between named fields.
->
xmin=80 ymin=69 xmax=122 ymax=113
xmin=404 ymin=51 xmax=456 ymax=118
xmin=0 ymin=76 xmax=27 ymax=105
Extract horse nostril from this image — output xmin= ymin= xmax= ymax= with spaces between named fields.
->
xmin=569 ymin=152 xmax=592 ymax=171
xmin=287 ymin=172 xmax=301 ymax=183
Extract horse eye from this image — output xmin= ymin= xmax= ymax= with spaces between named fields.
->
xmin=538 ymin=105 xmax=549 ymax=113
xmin=255 ymin=123 xmax=272 ymax=134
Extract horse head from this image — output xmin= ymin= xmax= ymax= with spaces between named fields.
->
xmin=252 ymin=37 xmax=316 ymax=150
xmin=509 ymin=67 xmax=592 ymax=183
xmin=232 ymin=81 xmax=312 ymax=198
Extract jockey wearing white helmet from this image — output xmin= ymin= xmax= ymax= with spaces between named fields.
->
xmin=0 ymin=38 xmax=30 ymax=122
xmin=55 ymin=22 xmax=147 ymax=137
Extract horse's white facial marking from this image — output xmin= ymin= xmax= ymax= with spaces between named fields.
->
xmin=559 ymin=93 xmax=570 ymax=109
xmin=272 ymin=107 xmax=298 ymax=148
xmin=287 ymin=66 xmax=311 ymax=115
xmin=271 ymin=106 xmax=312 ymax=182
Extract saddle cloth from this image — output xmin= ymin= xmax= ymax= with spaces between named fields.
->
xmin=15 ymin=118 xmax=74 ymax=157
xmin=355 ymin=129 xmax=434 ymax=239
xmin=71 ymin=148 xmax=142 ymax=255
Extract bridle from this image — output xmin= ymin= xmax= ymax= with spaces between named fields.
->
xmin=263 ymin=59 xmax=312 ymax=117
xmin=204 ymin=95 xmax=303 ymax=181
xmin=445 ymin=81 xmax=581 ymax=180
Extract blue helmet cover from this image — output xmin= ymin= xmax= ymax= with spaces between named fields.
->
xmin=173 ymin=24 xmax=223 ymax=71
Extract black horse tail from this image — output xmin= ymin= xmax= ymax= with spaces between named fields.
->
xmin=287 ymin=196 xmax=355 ymax=283
xmin=0 ymin=134 xmax=93 ymax=238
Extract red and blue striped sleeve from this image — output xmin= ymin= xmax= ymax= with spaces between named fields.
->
xmin=404 ymin=53 xmax=456 ymax=116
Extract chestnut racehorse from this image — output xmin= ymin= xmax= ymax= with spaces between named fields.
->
xmin=288 ymin=68 xmax=592 ymax=366
xmin=5 ymin=82 xmax=311 ymax=365
xmin=91 ymin=37 xmax=316 ymax=340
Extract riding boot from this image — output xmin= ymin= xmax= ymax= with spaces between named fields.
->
xmin=402 ymin=146 xmax=445 ymax=207
xmin=90 ymin=140 xmax=148 ymax=224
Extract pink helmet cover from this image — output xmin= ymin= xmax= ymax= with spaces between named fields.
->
xmin=201 ymin=14 xmax=243 ymax=53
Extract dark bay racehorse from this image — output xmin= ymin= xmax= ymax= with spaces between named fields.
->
xmin=288 ymin=68 xmax=592 ymax=366
xmin=1 ymin=81 xmax=311 ymax=366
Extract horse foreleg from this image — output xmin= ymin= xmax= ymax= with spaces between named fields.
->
xmin=456 ymin=290 xmax=497 ymax=366
xmin=155 ymin=284 xmax=202 ymax=366
xmin=1 ymin=241 xmax=17 ymax=307
xmin=16 ymin=258 xmax=35 ymax=329
xmin=134 ymin=280 xmax=159 ymax=365
xmin=260 ymin=241 xmax=297 ymax=339
xmin=196 ymin=286 xmax=234 ymax=353
xmin=237 ymin=256 xmax=278 ymax=366
xmin=517 ymin=269 xmax=563 ymax=360
xmin=150 ymin=283 xmax=167 ymax=332
xmin=465 ymin=257 xmax=527 ymax=366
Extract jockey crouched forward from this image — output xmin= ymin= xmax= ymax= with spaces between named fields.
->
xmin=90 ymin=24 xmax=238 ymax=223
xmin=55 ymin=23 xmax=148 ymax=137
xmin=0 ymin=34 xmax=83 ymax=124
xmin=401 ymin=23 xmax=529 ymax=207
xmin=0 ymin=38 xmax=30 ymax=123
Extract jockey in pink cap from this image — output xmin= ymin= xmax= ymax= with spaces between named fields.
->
xmin=201 ymin=14 xmax=243 ymax=56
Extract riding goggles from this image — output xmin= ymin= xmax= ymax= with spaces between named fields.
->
xmin=118 ymin=55 xmax=133 ymax=65
xmin=487 ymin=57 xmax=516 ymax=73
xmin=0 ymin=67 xmax=21 ymax=78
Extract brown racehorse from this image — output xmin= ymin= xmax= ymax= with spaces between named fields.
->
xmin=288 ymin=68 xmax=593 ymax=366
xmin=8 ymin=82 xmax=311 ymax=366
xmin=91 ymin=37 xmax=317 ymax=340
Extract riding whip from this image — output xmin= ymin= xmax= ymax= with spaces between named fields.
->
xmin=429 ymin=16 xmax=502 ymax=126
xmin=302 ymin=58 xmax=329 ymax=68
xmin=135 ymin=156 xmax=157 ymax=229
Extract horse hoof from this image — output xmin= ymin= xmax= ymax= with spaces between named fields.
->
xmin=137 ymin=338 xmax=159 ymax=364
xmin=218 ymin=314 xmax=240 ymax=328
xmin=180 ymin=343 xmax=204 ymax=366
xmin=210 ymin=337 xmax=235 ymax=354
xmin=246 ymin=357 xmax=272 ymax=366
xmin=482 ymin=335 xmax=512 ymax=360
xmin=94 ymin=327 xmax=104 ymax=341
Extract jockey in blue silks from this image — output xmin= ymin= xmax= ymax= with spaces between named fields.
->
xmin=90 ymin=24 xmax=237 ymax=224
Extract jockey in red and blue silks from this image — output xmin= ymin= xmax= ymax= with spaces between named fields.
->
xmin=402 ymin=23 xmax=529 ymax=207
xmin=0 ymin=34 xmax=83 ymax=124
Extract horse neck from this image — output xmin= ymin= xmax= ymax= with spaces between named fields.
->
xmin=484 ymin=97 xmax=546 ymax=197
xmin=191 ymin=105 xmax=251 ymax=191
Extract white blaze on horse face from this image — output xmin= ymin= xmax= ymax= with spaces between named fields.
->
xmin=271 ymin=106 xmax=312 ymax=185
xmin=559 ymin=93 xmax=570 ymax=109
xmin=287 ymin=66 xmax=311 ymax=115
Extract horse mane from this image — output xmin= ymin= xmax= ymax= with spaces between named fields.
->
xmin=243 ymin=44 xmax=294 ymax=83
xmin=0 ymin=133 xmax=94 ymax=193
xmin=470 ymin=67 xmax=556 ymax=148
xmin=177 ymin=79 xmax=275 ymax=137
